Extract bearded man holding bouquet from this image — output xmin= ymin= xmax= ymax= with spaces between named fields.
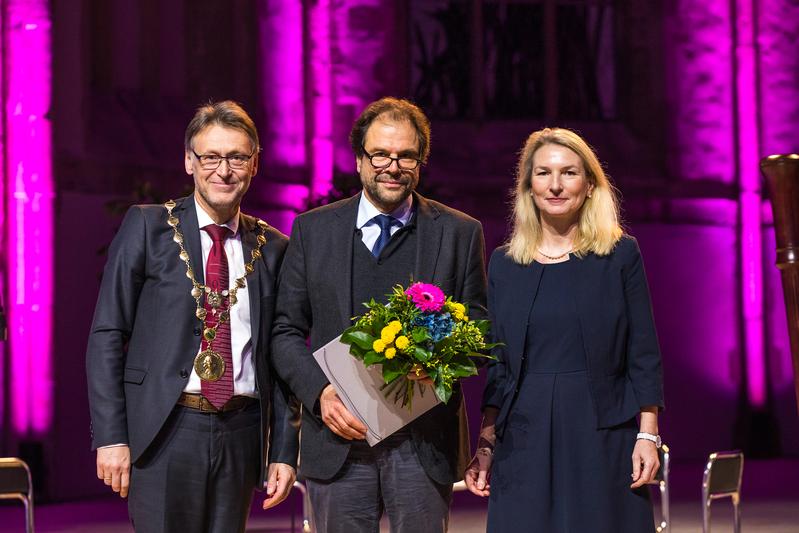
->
xmin=271 ymin=97 xmax=487 ymax=533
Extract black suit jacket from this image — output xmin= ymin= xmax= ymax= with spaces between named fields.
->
xmin=483 ymin=236 xmax=664 ymax=437
xmin=271 ymin=192 xmax=487 ymax=484
xmin=86 ymin=195 xmax=299 ymax=485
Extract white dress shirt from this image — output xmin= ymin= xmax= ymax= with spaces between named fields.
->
xmin=356 ymin=193 xmax=414 ymax=250
xmin=99 ymin=203 xmax=259 ymax=449
xmin=184 ymin=203 xmax=257 ymax=398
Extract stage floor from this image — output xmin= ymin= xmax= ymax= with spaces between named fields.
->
xmin=1 ymin=459 xmax=797 ymax=532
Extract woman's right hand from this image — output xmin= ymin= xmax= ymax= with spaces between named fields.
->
xmin=464 ymin=444 xmax=493 ymax=497
xmin=465 ymin=409 xmax=498 ymax=497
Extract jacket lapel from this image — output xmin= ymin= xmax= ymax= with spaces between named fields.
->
xmin=177 ymin=196 xmax=204 ymax=284
xmin=567 ymin=254 xmax=595 ymax=375
xmin=413 ymin=193 xmax=443 ymax=283
xmin=332 ymin=194 xmax=360 ymax=323
xmin=240 ymin=214 xmax=262 ymax=354
xmin=509 ymin=260 xmax=544 ymax=379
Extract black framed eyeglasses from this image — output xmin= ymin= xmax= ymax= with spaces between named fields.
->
xmin=361 ymin=145 xmax=422 ymax=170
xmin=191 ymin=149 xmax=257 ymax=170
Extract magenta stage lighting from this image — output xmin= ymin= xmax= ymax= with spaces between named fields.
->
xmin=5 ymin=0 xmax=54 ymax=435
xmin=735 ymin=0 xmax=766 ymax=408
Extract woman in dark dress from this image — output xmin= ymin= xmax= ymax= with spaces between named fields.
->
xmin=465 ymin=128 xmax=664 ymax=532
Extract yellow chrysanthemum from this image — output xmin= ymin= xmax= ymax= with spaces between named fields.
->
xmin=373 ymin=339 xmax=386 ymax=353
xmin=385 ymin=347 xmax=397 ymax=359
xmin=395 ymin=335 xmax=410 ymax=350
xmin=381 ymin=327 xmax=396 ymax=344
xmin=388 ymin=320 xmax=403 ymax=333
xmin=449 ymin=302 xmax=466 ymax=315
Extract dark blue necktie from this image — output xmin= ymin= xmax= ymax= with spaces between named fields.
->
xmin=371 ymin=214 xmax=400 ymax=257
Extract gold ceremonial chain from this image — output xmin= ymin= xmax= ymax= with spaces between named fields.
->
xmin=537 ymin=248 xmax=572 ymax=261
xmin=164 ymin=200 xmax=268 ymax=381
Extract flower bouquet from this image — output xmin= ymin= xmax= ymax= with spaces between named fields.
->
xmin=340 ymin=282 xmax=497 ymax=408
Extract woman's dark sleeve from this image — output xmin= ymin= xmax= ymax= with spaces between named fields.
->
xmin=622 ymin=237 xmax=665 ymax=410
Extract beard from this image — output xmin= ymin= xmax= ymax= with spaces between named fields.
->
xmin=361 ymin=170 xmax=417 ymax=211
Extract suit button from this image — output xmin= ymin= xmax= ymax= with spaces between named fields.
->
xmin=180 ymin=369 xmax=189 ymax=379
xmin=193 ymin=327 xmax=201 ymax=336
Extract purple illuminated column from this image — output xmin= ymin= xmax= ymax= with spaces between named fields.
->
xmin=257 ymin=0 xmax=309 ymax=232
xmin=306 ymin=0 xmax=334 ymax=202
xmin=665 ymin=0 xmax=735 ymax=183
xmin=758 ymin=0 xmax=799 ymax=398
xmin=665 ymin=0 xmax=768 ymax=407
xmin=330 ymin=1 xmax=399 ymax=173
xmin=5 ymin=0 xmax=54 ymax=435
xmin=735 ymin=0 xmax=766 ymax=407
xmin=758 ymin=0 xmax=799 ymax=155
xmin=259 ymin=0 xmax=306 ymax=174
xmin=0 ymin=3 xmax=5 ymax=429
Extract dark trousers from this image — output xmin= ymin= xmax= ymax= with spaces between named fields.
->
xmin=305 ymin=430 xmax=452 ymax=533
xmin=128 ymin=402 xmax=261 ymax=533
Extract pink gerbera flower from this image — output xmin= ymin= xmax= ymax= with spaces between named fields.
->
xmin=406 ymin=282 xmax=446 ymax=312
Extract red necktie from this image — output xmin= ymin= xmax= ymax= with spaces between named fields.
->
xmin=201 ymin=224 xmax=234 ymax=409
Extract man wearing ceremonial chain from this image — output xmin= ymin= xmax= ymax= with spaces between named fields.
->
xmin=86 ymin=100 xmax=298 ymax=532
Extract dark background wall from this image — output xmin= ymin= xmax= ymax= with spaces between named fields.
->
xmin=1 ymin=0 xmax=797 ymax=501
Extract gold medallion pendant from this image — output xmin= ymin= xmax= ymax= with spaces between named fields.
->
xmin=194 ymin=349 xmax=226 ymax=381
xmin=206 ymin=291 xmax=223 ymax=309
xmin=164 ymin=200 xmax=269 ymax=384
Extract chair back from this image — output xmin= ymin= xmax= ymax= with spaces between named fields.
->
xmin=0 ymin=457 xmax=34 ymax=533
xmin=0 ymin=458 xmax=32 ymax=495
xmin=702 ymin=450 xmax=744 ymax=533
xmin=704 ymin=451 xmax=744 ymax=499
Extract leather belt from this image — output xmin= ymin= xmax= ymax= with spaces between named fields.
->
xmin=177 ymin=392 xmax=257 ymax=413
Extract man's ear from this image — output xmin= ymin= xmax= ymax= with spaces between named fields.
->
xmin=250 ymin=152 xmax=259 ymax=177
xmin=355 ymin=156 xmax=362 ymax=174
xmin=185 ymin=151 xmax=194 ymax=175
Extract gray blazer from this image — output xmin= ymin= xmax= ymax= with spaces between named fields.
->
xmin=272 ymin=192 xmax=487 ymax=484
xmin=86 ymin=195 xmax=299 ymax=485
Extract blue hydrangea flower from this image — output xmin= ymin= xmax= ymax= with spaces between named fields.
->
xmin=413 ymin=312 xmax=454 ymax=342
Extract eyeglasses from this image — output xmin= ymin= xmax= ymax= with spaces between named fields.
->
xmin=362 ymin=145 xmax=422 ymax=170
xmin=191 ymin=149 xmax=257 ymax=170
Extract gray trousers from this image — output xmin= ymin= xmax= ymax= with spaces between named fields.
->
xmin=128 ymin=402 xmax=261 ymax=533
xmin=305 ymin=430 xmax=452 ymax=533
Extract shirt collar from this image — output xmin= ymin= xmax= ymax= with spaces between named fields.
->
xmin=356 ymin=192 xmax=414 ymax=230
xmin=195 ymin=200 xmax=240 ymax=235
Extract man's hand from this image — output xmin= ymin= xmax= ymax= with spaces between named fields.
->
xmin=630 ymin=439 xmax=660 ymax=488
xmin=262 ymin=463 xmax=297 ymax=510
xmin=320 ymin=384 xmax=367 ymax=440
xmin=96 ymin=445 xmax=131 ymax=498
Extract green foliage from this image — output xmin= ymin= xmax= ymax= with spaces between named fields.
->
xmin=339 ymin=283 xmax=500 ymax=408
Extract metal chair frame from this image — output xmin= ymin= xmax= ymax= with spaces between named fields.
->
xmin=702 ymin=450 xmax=744 ymax=533
xmin=0 ymin=457 xmax=34 ymax=533
xmin=291 ymin=480 xmax=313 ymax=533
xmin=650 ymin=444 xmax=670 ymax=532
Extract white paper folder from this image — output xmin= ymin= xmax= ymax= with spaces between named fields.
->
xmin=312 ymin=335 xmax=441 ymax=446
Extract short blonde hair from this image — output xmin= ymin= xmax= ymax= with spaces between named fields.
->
xmin=507 ymin=127 xmax=623 ymax=264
